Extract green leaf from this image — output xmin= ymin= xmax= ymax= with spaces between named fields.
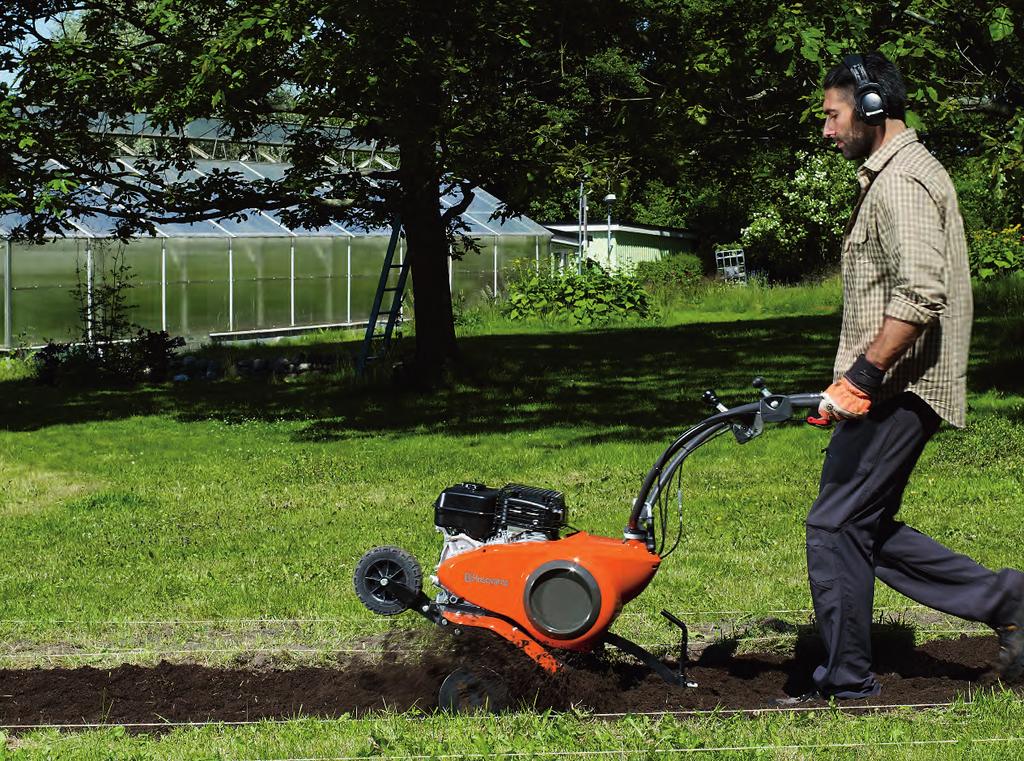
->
xmin=905 ymin=110 xmax=925 ymax=130
xmin=775 ymin=35 xmax=794 ymax=53
xmin=989 ymin=7 xmax=1014 ymax=41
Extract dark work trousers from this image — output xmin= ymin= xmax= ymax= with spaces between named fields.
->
xmin=806 ymin=392 xmax=1024 ymax=698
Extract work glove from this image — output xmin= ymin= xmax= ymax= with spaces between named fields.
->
xmin=808 ymin=354 xmax=885 ymax=427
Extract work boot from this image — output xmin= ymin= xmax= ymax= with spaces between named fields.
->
xmin=997 ymin=598 xmax=1024 ymax=683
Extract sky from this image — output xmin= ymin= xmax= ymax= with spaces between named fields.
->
xmin=2 ymin=18 xmax=63 ymax=88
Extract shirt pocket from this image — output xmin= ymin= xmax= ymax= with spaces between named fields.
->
xmin=846 ymin=212 xmax=886 ymax=264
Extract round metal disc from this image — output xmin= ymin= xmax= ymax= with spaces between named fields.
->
xmin=438 ymin=667 xmax=508 ymax=713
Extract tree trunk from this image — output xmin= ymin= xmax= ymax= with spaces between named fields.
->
xmin=398 ymin=140 xmax=458 ymax=380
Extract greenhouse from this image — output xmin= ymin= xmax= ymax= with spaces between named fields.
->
xmin=0 ymin=159 xmax=552 ymax=350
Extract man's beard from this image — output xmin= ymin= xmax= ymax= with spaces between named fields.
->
xmin=839 ymin=122 xmax=874 ymax=160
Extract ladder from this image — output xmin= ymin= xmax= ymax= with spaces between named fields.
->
xmin=356 ymin=221 xmax=410 ymax=375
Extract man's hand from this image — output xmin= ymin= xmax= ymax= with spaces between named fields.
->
xmin=814 ymin=354 xmax=886 ymax=424
xmin=818 ymin=377 xmax=873 ymax=422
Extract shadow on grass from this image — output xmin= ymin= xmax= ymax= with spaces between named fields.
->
xmin=1 ymin=314 xmax=1020 ymax=440
xmin=699 ymin=618 xmax=990 ymax=698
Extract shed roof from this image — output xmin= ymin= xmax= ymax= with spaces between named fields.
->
xmin=544 ymin=222 xmax=696 ymax=240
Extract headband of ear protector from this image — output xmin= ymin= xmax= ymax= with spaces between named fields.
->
xmin=843 ymin=54 xmax=886 ymax=126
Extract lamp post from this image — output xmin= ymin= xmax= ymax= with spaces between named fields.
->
xmin=602 ymin=193 xmax=616 ymax=270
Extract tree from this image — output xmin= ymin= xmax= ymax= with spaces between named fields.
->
xmin=1 ymin=1 xmax=649 ymax=376
xmin=583 ymin=1 xmax=1024 ymax=269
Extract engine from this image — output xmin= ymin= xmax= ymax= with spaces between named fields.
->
xmin=433 ymin=482 xmax=567 ymax=564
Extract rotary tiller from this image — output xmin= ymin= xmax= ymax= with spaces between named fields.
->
xmin=354 ymin=379 xmax=821 ymax=710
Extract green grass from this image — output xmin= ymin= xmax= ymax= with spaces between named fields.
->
xmin=453 ymin=275 xmax=845 ymax=337
xmin=6 ymin=694 xmax=1024 ymax=759
xmin=1 ymin=278 xmax=1023 ymax=756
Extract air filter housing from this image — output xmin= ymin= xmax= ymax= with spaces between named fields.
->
xmin=523 ymin=560 xmax=601 ymax=639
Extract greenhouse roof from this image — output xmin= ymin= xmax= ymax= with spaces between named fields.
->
xmin=0 ymin=158 xmax=550 ymax=240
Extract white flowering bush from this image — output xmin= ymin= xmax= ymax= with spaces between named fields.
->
xmin=741 ymin=150 xmax=856 ymax=280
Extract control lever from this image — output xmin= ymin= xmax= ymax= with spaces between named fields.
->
xmin=751 ymin=376 xmax=772 ymax=398
xmin=702 ymin=389 xmax=728 ymax=413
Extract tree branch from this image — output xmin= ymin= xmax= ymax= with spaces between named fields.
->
xmin=440 ymin=180 xmax=475 ymax=224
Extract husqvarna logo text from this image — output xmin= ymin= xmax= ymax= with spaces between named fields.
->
xmin=464 ymin=572 xmax=509 ymax=587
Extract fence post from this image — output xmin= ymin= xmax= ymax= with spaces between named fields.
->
xmin=290 ymin=239 xmax=296 ymax=327
xmin=3 ymin=240 xmax=11 ymax=349
xmin=86 ymin=241 xmax=94 ymax=343
xmin=161 ymin=239 xmax=167 ymax=332
xmin=228 ymin=239 xmax=234 ymax=332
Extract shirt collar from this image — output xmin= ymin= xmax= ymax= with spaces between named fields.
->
xmin=860 ymin=128 xmax=918 ymax=178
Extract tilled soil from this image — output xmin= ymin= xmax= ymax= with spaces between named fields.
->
xmin=0 ymin=631 xmax=1015 ymax=728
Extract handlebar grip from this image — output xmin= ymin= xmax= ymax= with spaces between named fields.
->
xmin=787 ymin=393 xmax=823 ymax=409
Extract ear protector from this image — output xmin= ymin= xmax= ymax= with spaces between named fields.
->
xmin=843 ymin=54 xmax=886 ymax=126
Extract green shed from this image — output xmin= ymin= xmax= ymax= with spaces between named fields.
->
xmin=544 ymin=222 xmax=697 ymax=272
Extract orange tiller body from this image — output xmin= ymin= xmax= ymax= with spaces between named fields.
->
xmin=437 ymin=532 xmax=661 ymax=669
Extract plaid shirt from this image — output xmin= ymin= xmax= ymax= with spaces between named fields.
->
xmin=835 ymin=128 xmax=972 ymax=427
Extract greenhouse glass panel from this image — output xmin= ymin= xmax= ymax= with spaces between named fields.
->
xmin=452 ymin=236 xmax=497 ymax=305
xmin=11 ymin=239 xmax=87 ymax=344
xmin=232 ymin=237 xmax=292 ymax=331
xmin=349 ymin=236 xmax=391 ymax=323
xmin=294 ymin=237 xmax=347 ymax=325
xmin=210 ymin=212 xmax=290 ymax=237
xmin=89 ymin=239 xmax=164 ymax=333
xmin=450 ymin=270 xmax=491 ymax=306
xmin=121 ymin=238 xmax=164 ymax=331
xmin=165 ymin=238 xmax=230 ymax=338
xmin=496 ymin=236 xmax=539 ymax=291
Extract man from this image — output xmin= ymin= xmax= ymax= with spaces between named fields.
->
xmin=781 ymin=52 xmax=1024 ymax=704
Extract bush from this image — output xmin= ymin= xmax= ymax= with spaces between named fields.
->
xmin=633 ymin=253 xmax=703 ymax=294
xmin=504 ymin=261 xmax=652 ymax=325
xmin=740 ymin=150 xmax=856 ymax=281
xmin=969 ymin=225 xmax=1024 ymax=280
xmin=973 ymin=271 xmax=1024 ymax=316
xmin=34 ymin=328 xmax=185 ymax=386
xmin=951 ymin=157 xmax=1014 ymax=234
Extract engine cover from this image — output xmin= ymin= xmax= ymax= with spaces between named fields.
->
xmin=437 ymin=532 xmax=660 ymax=652
xmin=434 ymin=482 xmax=567 ymax=542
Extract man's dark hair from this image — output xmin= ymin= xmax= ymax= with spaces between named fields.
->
xmin=823 ymin=51 xmax=907 ymax=122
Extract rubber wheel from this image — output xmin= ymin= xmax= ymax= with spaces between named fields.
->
xmin=438 ymin=667 xmax=509 ymax=713
xmin=353 ymin=545 xmax=423 ymax=616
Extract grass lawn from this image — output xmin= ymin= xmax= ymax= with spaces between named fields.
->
xmin=1 ymin=280 xmax=1022 ymax=757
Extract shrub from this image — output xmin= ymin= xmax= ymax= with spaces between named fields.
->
xmin=504 ymin=260 xmax=652 ymax=325
xmin=33 ymin=243 xmax=186 ymax=385
xmin=633 ymin=253 xmax=703 ymax=293
xmin=951 ymin=158 xmax=1014 ymax=234
xmin=34 ymin=328 xmax=184 ymax=386
xmin=740 ymin=150 xmax=856 ymax=281
xmin=969 ymin=225 xmax=1024 ymax=280
xmin=973 ymin=271 xmax=1024 ymax=316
